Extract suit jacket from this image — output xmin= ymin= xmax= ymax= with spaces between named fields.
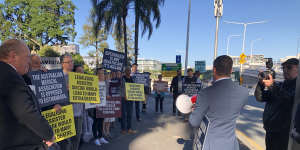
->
xmin=0 ymin=61 xmax=53 ymax=150
xmin=189 ymin=79 xmax=248 ymax=150
xmin=170 ymin=76 xmax=183 ymax=95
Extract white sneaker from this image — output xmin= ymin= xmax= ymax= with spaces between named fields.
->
xmin=99 ymin=137 xmax=109 ymax=144
xmin=94 ymin=139 xmax=102 ymax=146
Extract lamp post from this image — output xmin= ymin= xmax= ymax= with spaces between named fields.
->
xmin=184 ymin=0 xmax=191 ymax=76
xmin=226 ymin=35 xmax=240 ymax=56
xmin=213 ymin=0 xmax=223 ymax=60
xmin=250 ymin=38 xmax=262 ymax=64
xmin=297 ymin=38 xmax=300 ymax=59
xmin=224 ymin=20 xmax=267 ymax=85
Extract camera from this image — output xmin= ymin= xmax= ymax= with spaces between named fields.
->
xmin=258 ymin=58 xmax=276 ymax=80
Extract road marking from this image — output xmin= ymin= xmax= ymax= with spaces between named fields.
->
xmin=236 ymin=129 xmax=264 ymax=150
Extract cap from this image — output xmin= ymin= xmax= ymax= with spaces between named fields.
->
xmin=282 ymin=58 xmax=299 ymax=66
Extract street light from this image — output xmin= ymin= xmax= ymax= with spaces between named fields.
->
xmin=226 ymin=35 xmax=240 ymax=56
xmin=297 ymin=37 xmax=300 ymax=59
xmin=250 ymin=38 xmax=263 ymax=64
xmin=224 ymin=20 xmax=267 ymax=85
xmin=213 ymin=0 xmax=223 ymax=60
xmin=184 ymin=0 xmax=191 ymax=76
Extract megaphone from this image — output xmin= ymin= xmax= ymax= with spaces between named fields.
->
xmin=176 ymin=94 xmax=197 ymax=114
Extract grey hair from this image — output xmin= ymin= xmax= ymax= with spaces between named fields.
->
xmin=0 ymin=39 xmax=25 ymax=59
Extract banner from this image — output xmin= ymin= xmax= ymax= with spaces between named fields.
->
xmin=42 ymin=105 xmax=76 ymax=142
xmin=132 ymin=73 xmax=150 ymax=87
xmin=85 ymin=81 xmax=107 ymax=109
xmin=193 ymin=116 xmax=210 ymax=150
xmin=96 ymin=97 xmax=122 ymax=118
xmin=183 ymin=83 xmax=202 ymax=97
xmin=102 ymin=48 xmax=125 ymax=72
xmin=125 ymin=83 xmax=145 ymax=101
xmin=69 ymin=72 xmax=100 ymax=103
xmin=30 ymin=69 xmax=68 ymax=107
xmin=161 ymin=63 xmax=182 ymax=77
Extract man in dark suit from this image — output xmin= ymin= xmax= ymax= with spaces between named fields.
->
xmin=170 ymin=69 xmax=183 ymax=116
xmin=0 ymin=39 xmax=54 ymax=150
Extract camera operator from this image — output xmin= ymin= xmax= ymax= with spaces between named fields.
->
xmin=258 ymin=58 xmax=276 ymax=81
xmin=255 ymin=58 xmax=299 ymax=150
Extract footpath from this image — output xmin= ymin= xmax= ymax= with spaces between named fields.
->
xmin=80 ymin=94 xmax=249 ymax=150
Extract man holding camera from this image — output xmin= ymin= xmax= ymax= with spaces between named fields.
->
xmin=255 ymin=58 xmax=299 ymax=150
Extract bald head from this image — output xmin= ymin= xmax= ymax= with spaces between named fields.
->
xmin=0 ymin=39 xmax=30 ymax=75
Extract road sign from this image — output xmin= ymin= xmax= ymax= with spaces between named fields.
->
xmin=195 ymin=61 xmax=206 ymax=73
xmin=161 ymin=63 xmax=182 ymax=77
xmin=176 ymin=55 xmax=181 ymax=64
xmin=240 ymin=53 xmax=247 ymax=64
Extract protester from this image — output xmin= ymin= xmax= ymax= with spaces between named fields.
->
xmin=0 ymin=39 xmax=54 ymax=150
xmin=184 ymin=68 xmax=197 ymax=84
xmin=88 ymin=67 xmax=109 ymax=146
xmin=170 ymin=69 xmax=183 ymax=116
xmin=131 ymin=63 xmax=141 ymax=121
xmin=189 ymin=55 xmax=248 ymax=150
xmin=255 ymin=58 xmax=299 ymax=150
xmin=194 ymin=70 xmax=202 ymax=83
xmin=153 ymin=74 xmax=167 ymax=113
xmin=121 ymin=67 xmax=136 ymax=134
xmin=22 ymin=54 xmax=45 ymax=85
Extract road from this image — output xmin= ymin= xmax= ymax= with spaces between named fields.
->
xmin=80 ymin=94 xmax=249 ymax=150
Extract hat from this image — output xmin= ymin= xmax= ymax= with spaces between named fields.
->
xmin=282 ymin=58 xmax=299 ymax=66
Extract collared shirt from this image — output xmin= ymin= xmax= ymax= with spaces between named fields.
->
xmin=8 ymin=63 xmax=16 ymax=71
xmin=214 ymin=77 xmax=231 ymax=83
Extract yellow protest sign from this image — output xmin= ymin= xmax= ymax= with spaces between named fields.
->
xmin=240 ymin=53 xmax=247 ymax=64
xmin=69 ymin=72 xmax=100 ymax=103
xmin=125 ymin=83 xmax=145 ymax=101
xmin=42 ymin=105 xmax=76 ymax=142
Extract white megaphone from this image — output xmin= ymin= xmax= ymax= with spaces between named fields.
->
xmin=176 ymin=94 xmax=197 ymax=114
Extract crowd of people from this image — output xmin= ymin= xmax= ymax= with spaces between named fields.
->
xmin=1 ymin=39 xmax=300 ymax=150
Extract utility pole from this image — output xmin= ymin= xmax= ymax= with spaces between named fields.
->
xmin=184 ymin=0 xmax=191 ymax=75
xmin=226 ymin=35 xmax=240 ymax=56
xmin=213 ymin=0 xmax=223 ymax=60
xmin=224 ymin=20 xmax=267 ymax=85
xmin=250 ymin=38 xmax=262 ymax=64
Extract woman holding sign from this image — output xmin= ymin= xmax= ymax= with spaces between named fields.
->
xmin=153 ymin=75 xmax=168 ymax=113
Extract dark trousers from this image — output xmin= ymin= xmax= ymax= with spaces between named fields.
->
xmin=57 ymin=138 xmax=72 ymax=150
xmin=155 ymin=94 xmax=164 ymax=112
xmin=121 ymin=99 xmax=133 ymax=130
xmin=265 ymin=131 xmax=289 ymax=150
xmin=135 ymin=101 xmax=140 ymax=120
xmin=92 ymin=118 xmax=104 ymax=139
xmin=71 ymin=116 xmax=83 ymax=150
xmin=173 ymin=93 xmax=181 ymax=115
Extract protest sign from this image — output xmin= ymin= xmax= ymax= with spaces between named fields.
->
xmin=69 ymin=72 xmax=100 ymax=103
xmin=132 ymin=73 xmax=150 ymax=87
xmin=109 ymin=79 xmax=122 ymax=97
xmin=85 ymin=81 xmax=107 ymax=109
xmin=125 ymin=83 xmax=145 ymax=101
xmin=153 ymin=81 xmax=168 ymax=92
xmin=183 ymin=83 xmax=202 ymax=97
xmin=42 ymin=105 xmax=76 ymax=142
xmin=96 ymin=97 xmax=122 ymax=118
xmin=30 ymin=69 xmax=68 ymax=107
xmin=102 ymin=48 xmax=125 ymax=72
xmin=193 ymin=116 xmax=210 ymax=150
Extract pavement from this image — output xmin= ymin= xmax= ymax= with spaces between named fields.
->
xmin=79 ymin=94 xmax=250 ymax=150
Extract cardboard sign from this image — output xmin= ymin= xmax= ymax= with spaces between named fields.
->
xmin=69 ymin=72 xmax=100 ymax=103
xmin=132 ymin=73 xmax=150 ymax=87
xmin=30 ymin=69 xmax=68 ymax=107
xmin=102 ymin=48 xmax=125 ymax=72
xmin=193 ymin=116 xmax=210 ymax=150
xmin=85 ymin=81 xmax=107 ymax=109
xmin=125 ymin=83 xmax=145 ymax=101
xmin=42 ymin=105 xmax=76 ymax=142
xmin=96 ymin=97 xmax=122 ymax=118
xmin=183 ymin=83 xmax=202 ymax=97
xmin=153 ymin=81 xmax=168 ymax=92
xmin=109 ymin=79 xmax=122 ymax=97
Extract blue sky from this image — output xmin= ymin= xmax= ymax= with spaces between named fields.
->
xmin=11 ymin=0 xmax=298 ymax=67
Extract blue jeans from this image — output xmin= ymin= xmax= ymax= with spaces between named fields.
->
xmin=121 ymin=98 xmax=133 ymax=130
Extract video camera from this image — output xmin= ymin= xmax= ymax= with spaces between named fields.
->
xmin=258 ymin=58 xmax=276 ymax=80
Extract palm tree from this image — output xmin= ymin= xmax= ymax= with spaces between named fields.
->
xmin=91 ymin=0 xmax=131 ymax=66
xmin=134 ymin=0 xmax=164 ymax=64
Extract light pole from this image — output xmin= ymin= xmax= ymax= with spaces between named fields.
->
xmin=226 ymin=35 xmax=240 ymax=56
xmin=297 ymin=38 xmax=300 ymax=59
xmin=250 ymin=38 xmax=262 ymax=64
xmin=224 ymin=20 xmax=267 ymax=85
xmin=213 ymin=0 xmax=223 ymax=59
xmin=184 ymin=0 xmax=191 ymax=75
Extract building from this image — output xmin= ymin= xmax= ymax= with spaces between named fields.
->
xmin=280 ymin=55 xmax=299 ymax=63
xmin=231 ymin=54 xmax=265 ymax=67
xmin=52 ymin=44 xmax=80 ymax=55
xmin=137 ymin=58 xmax=161 ymax=72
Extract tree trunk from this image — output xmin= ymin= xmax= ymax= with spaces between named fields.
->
xmin=123 ymin=15 xmax=128 ymax=67
xmin=134 ymin=1 xmax=139 ymax=64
